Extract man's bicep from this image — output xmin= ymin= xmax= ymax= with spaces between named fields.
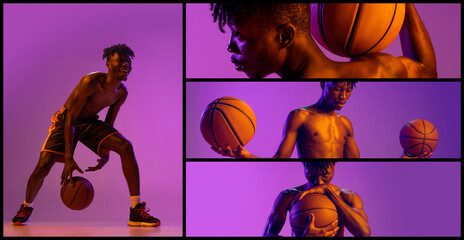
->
xmin=274 ymin=110 xmax=303 ymax=158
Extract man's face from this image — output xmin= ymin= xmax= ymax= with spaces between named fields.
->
xmin=304 ymin=164 xmax=335 ymax=186
xmin=226 ymin=16 xmax=283 ymax=79
xmin=107 ymin=52 xmax=132 ymax=81
xmin=322 ymin=82 xmax=353 ymax=110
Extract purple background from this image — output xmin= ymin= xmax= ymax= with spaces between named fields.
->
xmin=3 ymin=4 xmax=182 ymax=227
xmin=186 ymin=161 xmax=461 ymax=236
xmin=186 ymin=3 xmax=461 ymax=78
xmin=186 ymin=82 xmax=461 ymax=158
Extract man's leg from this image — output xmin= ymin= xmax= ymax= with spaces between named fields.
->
xmin=99 ymin=133 xmax=160 ymax=227
xmin=99 ymin=133 xmax=140 ymax=196
xmin=13 ymin=151 xmax=60 ymax=225
xmin=26 ymin=151 xmax=61 ymax=202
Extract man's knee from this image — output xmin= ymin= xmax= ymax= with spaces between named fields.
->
xmin=33 ymin=152 xmax=58 ymax=177
xmin=118 ymin=139 xmax=134 ymax=156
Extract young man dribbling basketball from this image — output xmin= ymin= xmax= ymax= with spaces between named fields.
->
xmin=210 ymin=3 xmax=437 ymax=78
xmin=213 ymin=81 xmax=432 ymax=159
xmin=12 ymin=44 xmax=160 ymax=227
xmin=263 ymin=162 xmax=370 ymax=237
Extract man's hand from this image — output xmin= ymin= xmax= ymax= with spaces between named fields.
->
xmin=296 ymin=184 xmax=332 ymax=201
xmin=211 ymin=145 xmax=251 ymax=158
xmin=303 ymin=213 xmax=339 ymax=237
xmin=401 ymin=151 xmax=433 ymax=159
xmin=85 ymin=155 xmax=109 ymax=172
xmin=61 ymin=158 xmax=84 ymax=185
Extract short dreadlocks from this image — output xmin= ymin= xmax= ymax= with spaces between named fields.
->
xmin=210 ymin=3 xmax=311 ymax=35
xmin=102 ymin=43 xmax=135 ymax=61
xmin=302 ymin=161 xmax=337 ymax=175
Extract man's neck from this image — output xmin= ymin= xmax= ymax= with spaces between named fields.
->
xmin=277 ymin=35 xmax=337 ymax=78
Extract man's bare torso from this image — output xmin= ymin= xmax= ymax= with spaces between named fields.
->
xmin=296 ymin=106 xmax=351 ymax=158
xmin=63 ymin=72 xmax=126 ymax=119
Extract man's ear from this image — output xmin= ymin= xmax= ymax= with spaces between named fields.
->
xmin=278 ymin=23 xmax=296 ymax=49
xmin=106 ymin=60 xmax=110 ymax=69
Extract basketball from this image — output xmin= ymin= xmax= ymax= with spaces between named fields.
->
xmin=60 ymin=176 xmax=94 ymax=210
xmin=289 ymin=193 xmax=338 ymax=236
xmin=400 ymin=119 xmax=438 ymax=157
xmin=200 ymin=96 xmax=256 ymax=151
xmin=310 ymin=3 xmax=405 ymax=57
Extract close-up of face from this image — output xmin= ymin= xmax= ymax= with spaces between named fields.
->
xmin=304 ymin=163 xmax=335 ymax=186
xmin=322 ymin=82 xmax=353 ymax=110
xmin=227 ymin=16 xmax=283 ymax=79
xmin=107 ymin=52 xmax=132 ymax=81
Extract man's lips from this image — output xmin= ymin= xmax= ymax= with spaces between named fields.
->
xmin=230 ymin=57 xmax=244 ymax=71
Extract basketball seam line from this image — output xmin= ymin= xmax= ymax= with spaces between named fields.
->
xmin=210 ymin=100 xmax=221 ymax=148
xmin=400 ymin=136 xmax=438 ymax=141
xmin=291 ymin=208 xmax=338 ymax=219
xmin=69 ymin=183 xmax=84 ymax=209
xmin=213 ymin=102 xmax=256 ymax=132
xmin=357 ymin=3 xmax=398 ymax=57
xmin=319 ymin=4 xmax=338 ymax=55
xmin=214 ymin=107 xmax=244 ymax=146
xmin=346 ymin=3 xmax=361 ymax=57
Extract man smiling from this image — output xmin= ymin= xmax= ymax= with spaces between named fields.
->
xmin=12 ymin=44 xmax=160 ymax=227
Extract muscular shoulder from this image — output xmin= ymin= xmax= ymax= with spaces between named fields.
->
xmin=350 ymin=53 xmax=408 ymax=78
xmin=338 ymin=188 xmax=363 ymax=208
xmin=338 ymin=115 xmax=354 ymax=133
xmin=79 ymin=72 xmax=105 ymax=87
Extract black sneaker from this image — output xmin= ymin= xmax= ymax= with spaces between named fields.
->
xmin=12 ymin=204 xmax=34 ymax=226
xmin=127 ymin=202 xmax=161 ymax=227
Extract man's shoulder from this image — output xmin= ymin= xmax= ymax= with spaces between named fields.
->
xmin=84 ymin=71 xmax=106 ymax=80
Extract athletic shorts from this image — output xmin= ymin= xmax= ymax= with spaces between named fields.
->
xmin=41 ymin=107 xmax=119 ymax=161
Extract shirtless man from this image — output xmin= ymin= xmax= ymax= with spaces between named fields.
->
xmin=210 ymin=3 xmax=437 ymax=78
xmin=214 ymin=81 xmax=432 ymax=159
xmin=12 ymin=44 xmax=160 ymax=227
xmin=263 ymin=162 xmax=370 ymax=237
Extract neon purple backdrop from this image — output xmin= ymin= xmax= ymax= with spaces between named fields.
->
xmin=4 ymin=4 xmax=182 ymax=227
xmin=186 ymin=161 xmax=461 ymax=236
xmin=186 ymin=3 xmax=461 ymax=78
xmin=186 ymin=82 xmax=460 ymax=158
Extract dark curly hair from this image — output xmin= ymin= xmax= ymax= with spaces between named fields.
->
xmin=302 ymin=161 xmax=337 ymax=175
xmin=321 ymin=81 xmax=358 ymax=89
xmin=102 ymin=43 xmax=135 ymax=61
xmin=210 ymin=3 xmax=310 ymax=35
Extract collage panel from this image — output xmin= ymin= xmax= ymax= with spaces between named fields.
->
xmin=187 ymin=81 xmax=461 ymax=159
xmin=4 ymin=3 xmax=182 ymax=236
xmin=186 ymin=161 xmax=461 ymax=236
xmin=186 ymin=3 xmax=460 ymax=78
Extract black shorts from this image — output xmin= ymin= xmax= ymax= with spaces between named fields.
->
xmin=41 ymin=107 xmax=119 ymax=161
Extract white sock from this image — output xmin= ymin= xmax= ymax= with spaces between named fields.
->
xmin=23 ymin=200 xmax=33 ymax=208
xmin=130 ymin=195 xmax=140 ymax=208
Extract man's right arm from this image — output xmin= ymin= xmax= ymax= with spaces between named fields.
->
xmin=398 ymin=3 xmax=437 ymax=78
xmin=61 ymin=75 xmax=97 ymax=184
xmin=263 ymin=190 xmax=295 ymax=237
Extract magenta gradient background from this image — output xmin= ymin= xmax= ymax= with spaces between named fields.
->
xmin=187 ymin=3 xmax=461 ymax=78
xmin=186 ymin=82 xmax=460 ymax=159
xmin=186 ymin=161 xmax=461 ymax=236
xmin=4 ymin=4 xmax=182 ymax=227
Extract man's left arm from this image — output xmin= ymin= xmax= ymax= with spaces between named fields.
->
xmin=86 ymin=86 xmax=127 ymax=172
xmin=326 ymin=188 xmax=371 ymax=237
xmin=343 ymin=116 xmax=360 ymax=158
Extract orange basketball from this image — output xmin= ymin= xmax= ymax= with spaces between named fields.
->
xmin=289 ymin=193 xmax=338 ymax=236
xmin=200 ymin=96 xmax=256 ymax=151
xmin=400 ymin=119 xmax=438 ymax=157
xmin=311 ymin=3 xmax=405 ymax=57
xmin=60 ymin=176 xmax=94 ymax=210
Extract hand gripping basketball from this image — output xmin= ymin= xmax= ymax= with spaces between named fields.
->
xmin=60 ymin=159 xmax=84 ymax=185
xmin=303 ymin=213 xmax=339 ymax=237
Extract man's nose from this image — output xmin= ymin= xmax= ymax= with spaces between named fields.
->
xmin=227 ymin=35 xmax=239 ymax=54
